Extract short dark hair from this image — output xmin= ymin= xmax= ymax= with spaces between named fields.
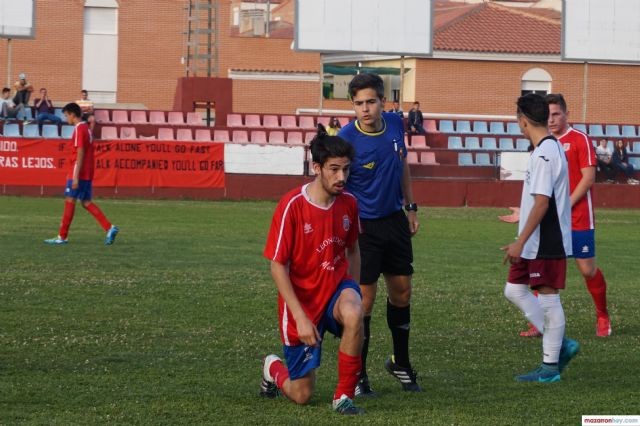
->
xmin=2 ymin=87 xmax=9 ymax=93
xmin=545 ymin=93 xmax=567 ymax=113
xmin=62 ymin=102 xmax=82 ymax=118
xmin=413 ymin=101 xmax=420 ymax=105
xmin=81 ymin=89 xmax=88 ymax=95
xmin=310 ymin=124 xmax=354 ymax=166
xmin=348 ymin=73 xmax=384 ymax=100
xmin=517 ymin=93 xmax=549 ymax=126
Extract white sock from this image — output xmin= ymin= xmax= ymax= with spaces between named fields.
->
xmin=539 ymin=293 xmax=565 ymax=364
xmin=504 ymin=282 xmax=544 ymax=332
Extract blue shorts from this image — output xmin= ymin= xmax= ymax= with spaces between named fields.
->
xmin=64 ymin=179 xmax=93 ymax=201
xmin=282 ymin=279 xmax=361 ymax=380
xmin=571 ymin=229 xmax=596 ymax=259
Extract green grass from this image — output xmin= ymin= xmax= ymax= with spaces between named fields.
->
xmin=1 ymin=196 xmax=639 ymax=424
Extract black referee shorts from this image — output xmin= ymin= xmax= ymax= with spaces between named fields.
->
xmin=359 ymin=210 xmax=414 ymax=284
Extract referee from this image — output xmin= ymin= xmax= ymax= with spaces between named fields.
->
xmin=338 ymin=73 xmax=421 ymax=395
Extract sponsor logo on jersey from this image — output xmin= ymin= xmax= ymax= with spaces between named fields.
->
xmin=315 ymin=236 xmax=345 ymax=253
xmin=342 ymin=215 xmax=350 ymax=232
xmin=303 ymin=223 xmax=313 ymax=234
xmin=530 ymin=272 xmax=541 ymax=278
xmin=363 ymin=161 xmax=375 ymax=170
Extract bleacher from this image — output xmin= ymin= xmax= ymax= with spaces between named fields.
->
xmin=3 ymin=110 xmax=640 ymax=181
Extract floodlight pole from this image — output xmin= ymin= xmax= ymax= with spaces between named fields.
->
xmin=6 ymin=38 xmax=12 ymax=88
xmin=582 ymin=61 xmax=589 ymax=122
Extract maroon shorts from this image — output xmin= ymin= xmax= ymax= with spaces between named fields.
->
xmin=507 ymin=258 xmax=567 ymax=289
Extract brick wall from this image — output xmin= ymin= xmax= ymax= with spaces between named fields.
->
xmin=0 ymin=1 xmax=84 ymax=103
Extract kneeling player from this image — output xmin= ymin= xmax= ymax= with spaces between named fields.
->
xmin=501 ymin=94 xmax=579 ymax=382
xmin=260 ymin=127 xmax=365 ymax=415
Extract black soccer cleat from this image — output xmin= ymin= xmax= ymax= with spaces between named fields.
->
xmin=385 ymin=356 xmax=423 ymax=392
xmin=259 ymin=354 xmax=281 ymax=399
xmin=259 ymin=377 xmax=280 ymax=399
xmin=354 ymin=375 xmax=377 ymax=398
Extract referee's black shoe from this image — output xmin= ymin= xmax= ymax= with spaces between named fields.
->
xmin=354 ymin=375 xmax=377 ymax=398
xmin=385 ymin=356 xmax=423 ymax=392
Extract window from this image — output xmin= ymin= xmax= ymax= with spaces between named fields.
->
xmin=83 ymin=1 xmax=118 ymax=103
xmin=521 ymin=68 xmax=552 ymax=96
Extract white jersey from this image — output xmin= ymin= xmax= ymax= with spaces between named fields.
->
xmin=519 ymin=136 xmax=573 ymax=260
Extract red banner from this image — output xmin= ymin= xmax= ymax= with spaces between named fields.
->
xmin=0 ymin=138 xmax=225 ymax=188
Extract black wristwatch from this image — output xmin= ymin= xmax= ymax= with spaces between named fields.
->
xmin=404 ymin=203 xmax=418 ymax=212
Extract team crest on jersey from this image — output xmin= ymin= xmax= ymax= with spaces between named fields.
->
xmin=343 ymin=215 xmax=350 ymax=231
xmin=363 ymin=161 xmax=375 ymax=170
xmin=304 ymin=223 xmax=313 ymax=234
xmin=563 ymin=142 xmax=570 ymax=151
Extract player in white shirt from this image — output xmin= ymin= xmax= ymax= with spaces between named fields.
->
xmin=501 ymin=94 xmax=580 ymax=382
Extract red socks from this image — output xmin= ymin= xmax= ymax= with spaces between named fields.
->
xmin=333 ymin=351 xmax=362 ymax=400
xmin=85 ymin=202 xmax=112 ymax=231
xmin=586 ymin=268 xmax=609 ymax=317
xmin=59 ymin=200 xmax=76 ymax=239
xmin=269 ymin=359 xmax=290 ymax=390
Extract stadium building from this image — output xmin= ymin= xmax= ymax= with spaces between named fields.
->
xmin=1 ymin=0 xmax=639 ymax=124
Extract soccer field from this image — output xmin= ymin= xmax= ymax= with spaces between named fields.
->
xmin=1 ymin=196 xmax=638 ymax=424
